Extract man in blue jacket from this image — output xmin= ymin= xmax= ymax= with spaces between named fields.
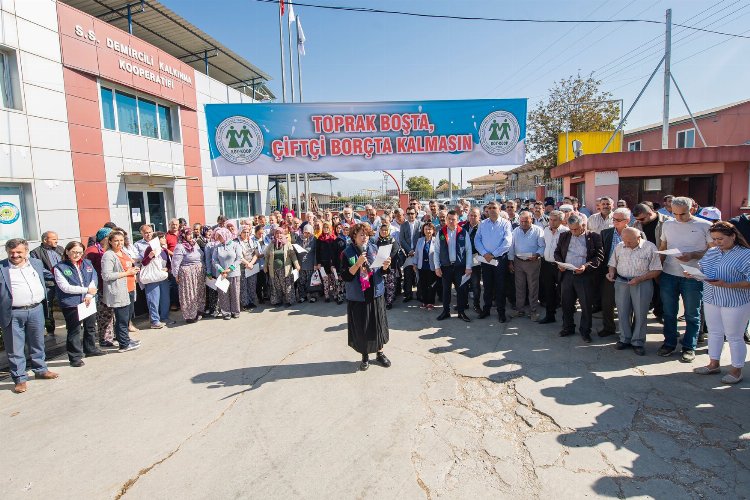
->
xmin=434 ymin=210 xmax=473 ymax=322
xmin=1 ymin=238 xmax=59 ymax=393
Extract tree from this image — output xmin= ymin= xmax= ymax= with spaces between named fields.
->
xmin=435 ymin=179 xmax=460 ymax=193
xmin=406 ymin=175 xmax=434 ymax=196
xmin=526 ymin=73 xmax=620 ymax=175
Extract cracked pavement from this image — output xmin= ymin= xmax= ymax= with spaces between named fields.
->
xmin=1 ymin=302 xmax=748 ymax=499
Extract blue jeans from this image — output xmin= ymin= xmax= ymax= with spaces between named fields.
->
xmin=144 ymin=280 xmax=170 ymax=325
xmin=660 ymin=273 xmax=703 ymax=351
xmin=1 ymin=304 xmax=49 ymax=383
xmin=112 ymin=305 xmax=132 ymax=348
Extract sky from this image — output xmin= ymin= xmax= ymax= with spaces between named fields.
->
xmin=161 ymin=0 xmax=750 ymax=193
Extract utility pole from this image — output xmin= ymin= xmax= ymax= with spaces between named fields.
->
xmin=661 ymin=8 xmax=672 ymax=149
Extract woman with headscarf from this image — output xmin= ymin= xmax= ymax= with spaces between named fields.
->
xmin=252 ymin=224 xmax=269 ymax=304
xmin=375 ymin=217 xmax=401 ymax=310
xmin=211 ymin=227 xmax=243 ymax=319
xmin=264 ymin=227 xmax=299 ymax=307
xmin=200 ymin=226 xmax=219 ymax=317
xmin=85 ymin=227 xmax=115 ymax=348
xmin=172 ymin=227 xmax=205 ymax=323
xmin=225 ymin=221 xmax=239 ymax=240
xmin=335 ymin=223 xmax=349 ymax=303
xmin=237 ymin=225 xmax=260 ymax=310
xmin=313 ymin=219 xmax=323 ymax=239
xmin=342 ymin=223 xmax=392 ymax=371
xmin=316 ymin=221 xmax=341 ymax=304
xmin=295 ymin=223 xmax=317 ymax=303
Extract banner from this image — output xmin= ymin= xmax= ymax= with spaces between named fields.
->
xmin=205 ymin=99 xmax=526 ymax=176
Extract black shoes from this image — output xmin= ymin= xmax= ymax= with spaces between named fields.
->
xmin=598 ymin=330 xmax=616 ymax=338
xmin=478 ymin=310 xmax=490 ymax=319
xmin=457 ymin=312 xmax=471 ymax=323
xmin=633 ymin=346 xmax=646 ymax=356
xmin=70 ymin=360 xmax=85 ymax=367
xmin=614 ymin=341 xmax=631 ymax=350
xmin=386 ymin=303 xmax=393 ymax=310
xmin=472 ymin=305 xmax=482 ymax=314
xmin=582 ymin=333 xmax=593 ymax=343
xmin=657 ymin=344 xmax=675 ymax=357
xmin=403 ymin=296 xmax=412 ymax=303
xmin=538 ymin=316 xmax=556 ymax=324
xmin=85 ymin=350 xmax=107 ymax=357
xmin=359 ymin=357 xmax=369 ymax=371
xmin=498 ymin=313 xmax=507 ymax=323
xmin=376 ymin=352 xmax=391 ymax=367
xmin=437 ymin=311 xmax=451 ymax=321
xmin=559 ymin=330 xmax=573 ymax=337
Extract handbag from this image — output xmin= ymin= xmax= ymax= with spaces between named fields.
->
xmin=139 ymin=255 xmax=168 ymax=285
xmin=310 ymin=270 xmax=322 ymax=287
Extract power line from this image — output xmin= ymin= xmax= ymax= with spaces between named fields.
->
xmin=248 ymin=0 xmax=750 ymax=39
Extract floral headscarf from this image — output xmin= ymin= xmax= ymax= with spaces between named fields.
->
xmin=213 ymin=227 xmax=233 ymax=245
xmin=179 ymin=227 xmax=194 ymax=253
xmin=273 ymin=228 xmax=287 ymax=249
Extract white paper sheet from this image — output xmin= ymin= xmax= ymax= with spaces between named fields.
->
xmin=656 ymin=248 xmax=682 ymax=256
xmin=206 ymin=277 xmax=217 ymax=290
xmin=148 ymin=237 xmax=162 ymax=255
xmin=248 ymin=263 xmax=260 ymax=276
xmin=460 ymin=273 xmax=471 ymax=287
xmin=292 ymin=269 xmax=299 ymax=282
xmin=331 ymin=267 xmax=338 ymax=281
xmin=555 ymin=261 xmax=580 ymax=271
xmin=680 ymin=264 xmax=708 ymax=281
xmin=318 ymin=266 xmax=327 ymax=279
xmin=77 ymin=300 xmax=97 ymax=321
xmin=292 ymin=244 xmax=308 ymax=254
xmin=371 ymin=244 xmax=392 ymax=268
xmin=215 ymin=275 xmax=230 ymax=293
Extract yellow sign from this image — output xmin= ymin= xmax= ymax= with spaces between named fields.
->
xmin=557 ymin=131 xmax=622 ymax=165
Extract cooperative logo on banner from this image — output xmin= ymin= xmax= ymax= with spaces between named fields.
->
xmin=0 ymin=202 xmax=20 ymax=225
xmin=479 ymin=111 xmax=520 ymax=156
xmin=215 ymin=116 xmax=264 ymax=164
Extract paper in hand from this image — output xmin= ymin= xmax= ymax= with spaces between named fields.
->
xmin=292 ymin=269 xmax=299 ymax=282
xmin=680 ymin=264 xmax=708 ymax=281
xmin=77 ymin=300 xmax=97 ymax=321
xmin=460 ymin=273 xmax=471 ymax=287
xmin=656 ymin=248 xmax=682 ymax=256
xmin=215 ymin=275 xmax=230 ymax=293
xmin=292 ymin=244 xmax=308 ymax=254
xmin=555 ymin=261 xmax=580 ymax=271
xmin=148 ymin=237 xmax=162 ymax=255
xmin=371 ymin=244 xmax=392 ymax=268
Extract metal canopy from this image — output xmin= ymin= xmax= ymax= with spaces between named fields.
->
xmin=61 ymin=0 xmax=275 ymax=101
xmin=268 ymin=173 xmax=338 ymax=182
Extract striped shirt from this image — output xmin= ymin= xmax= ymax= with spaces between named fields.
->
xmin=608 ymin=239 xmax=662 ymax=278
xmin=587 ymin=212 xmax=613 ymax=234
xmin=699 ymin=246 xmax=750 ymax=307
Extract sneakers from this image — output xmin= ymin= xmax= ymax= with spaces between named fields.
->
xmin=680 ymin=350 xmax=696 ymax=363
xmin=150 ymin=322 xmax=165 ymax=329
xmin=376 ymin=352 xmax=392 ymax=367
xmin=657 ymin=345 xmax=675 ymax=357
xmin=100 ymin=340 xmax=116 ymax=348
xmin=118 ymin=342 xmax=140 ymax=353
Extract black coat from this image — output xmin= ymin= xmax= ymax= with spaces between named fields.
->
xmin=30 ymin=245 xmax=64 ymax=287
xmin=554 ymin=231 xmax=604 ymax=274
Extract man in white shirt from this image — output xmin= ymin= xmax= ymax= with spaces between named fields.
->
xmin=539 ymin=210 xmax=569 ymax=324
xmin=658 ymin=196 xmax=712 ymax=362
xmin=587 ymin=196 xmax=614 ymax=234
xmin=508 ymin=211 xmax=546 ymax=321
xmin=0 ymin=238 xmax=59 ymax=393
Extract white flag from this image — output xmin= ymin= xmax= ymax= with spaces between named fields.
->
xmin=296 ymin=17 xmax=306 ymax=55
xmin=288 ymin=2 xmax=295 ymax=24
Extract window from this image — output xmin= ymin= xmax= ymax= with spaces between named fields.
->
xmin=100 ymin=84 xmax=179 ymax=141
xmin=158 ymin=104 xmax=173 ymax=141
xmin=101 ymin=86 xmax=116 ymax=130
xmin=219 ymin=191 xmax=257 ymax=219
xmin=115 ymin=90 xmax=139 ymax=134
xmin=643 ymin=178 xmax=662 ymax=192
xmin=0 ymin=47 xmax=21 ymax=110
xmin=676 ymin=129 xmax=695 ymax=149
xmin=628 ymin=140 xmax=641 ymax=151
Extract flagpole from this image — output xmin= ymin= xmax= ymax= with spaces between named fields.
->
xmin=277 ymin=2 xmax=292 ymax=211
xmin=296 ymin=15 xmax=309 ymax=211
xmin=287 ymin=9 xmax=296 ymax=103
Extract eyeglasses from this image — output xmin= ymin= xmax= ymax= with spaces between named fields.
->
xmin=406 ymin=211 xmax=415 ymax=215
xmin=613 ymin=218 xmax=629 ymax=222
xmin=69 ymin=250 xmax=83 ymax=255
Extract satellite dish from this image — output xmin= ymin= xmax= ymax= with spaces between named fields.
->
xmin=572 ymin=139 xmax=583 ymax=158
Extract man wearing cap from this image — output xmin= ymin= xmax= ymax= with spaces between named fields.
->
xmin=558 ymin=204 xmax=575 ymax=226
xmin=696 ymin=206 xmax=722 ymax=223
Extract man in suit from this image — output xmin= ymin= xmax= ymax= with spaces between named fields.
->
xmin=554 ymin=214 xmax=604 ymax=343
xmin=598 ymin=208 xmax=635 ymax=338
xmin=1 ymin=238 xmax=59 ymax=393
xmin=399 ymin=206 xmax=422 ymax=302
xmin=434 ymin=210 xmax=472 ymax=322
xmin=465 ymin=207 xmax=483 ymax=313
xmin=30 ymin=231 xmax=64 ymax=334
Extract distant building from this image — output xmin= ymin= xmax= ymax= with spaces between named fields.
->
xmin=552 ymin=100 xmax=750 ymax=217
xmin=505 ymin=163 xmax=562 ymax=202
xmin=466 ymin=171 xmax=508 ymax=201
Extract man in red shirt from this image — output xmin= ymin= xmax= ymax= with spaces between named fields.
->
xmin=165 ymin=218 xmax=180 ymax=309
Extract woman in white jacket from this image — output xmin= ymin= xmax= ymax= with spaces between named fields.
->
xmin=413 ymin=222 xmax=439 ymax=309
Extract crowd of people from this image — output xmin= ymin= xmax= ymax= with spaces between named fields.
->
xmin=2 ymin=194 xmax=750 ymax=392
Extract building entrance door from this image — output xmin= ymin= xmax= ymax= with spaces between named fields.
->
xmin=128 ymin=191 xmax=167 ymax=239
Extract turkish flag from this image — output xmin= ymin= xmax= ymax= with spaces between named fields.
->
xmin=279 ymin=0 xmax=285 ymax=15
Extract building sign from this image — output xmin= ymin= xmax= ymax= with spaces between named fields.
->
xmin=205 ymin=99 xmax=527 ymax=175
xmin=0 ymin=190 xmax=25 ymax=241
xmin=57 ymin=3 xmax=197 ymax=110
xmin=595 ymin=170 xmax=619 ymax=186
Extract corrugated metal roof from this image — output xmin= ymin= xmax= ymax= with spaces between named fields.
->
xmin=60 ymin=0 xmax=275 ymax=100
xmin=625 ymin=99 xmax=750 ymax=135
